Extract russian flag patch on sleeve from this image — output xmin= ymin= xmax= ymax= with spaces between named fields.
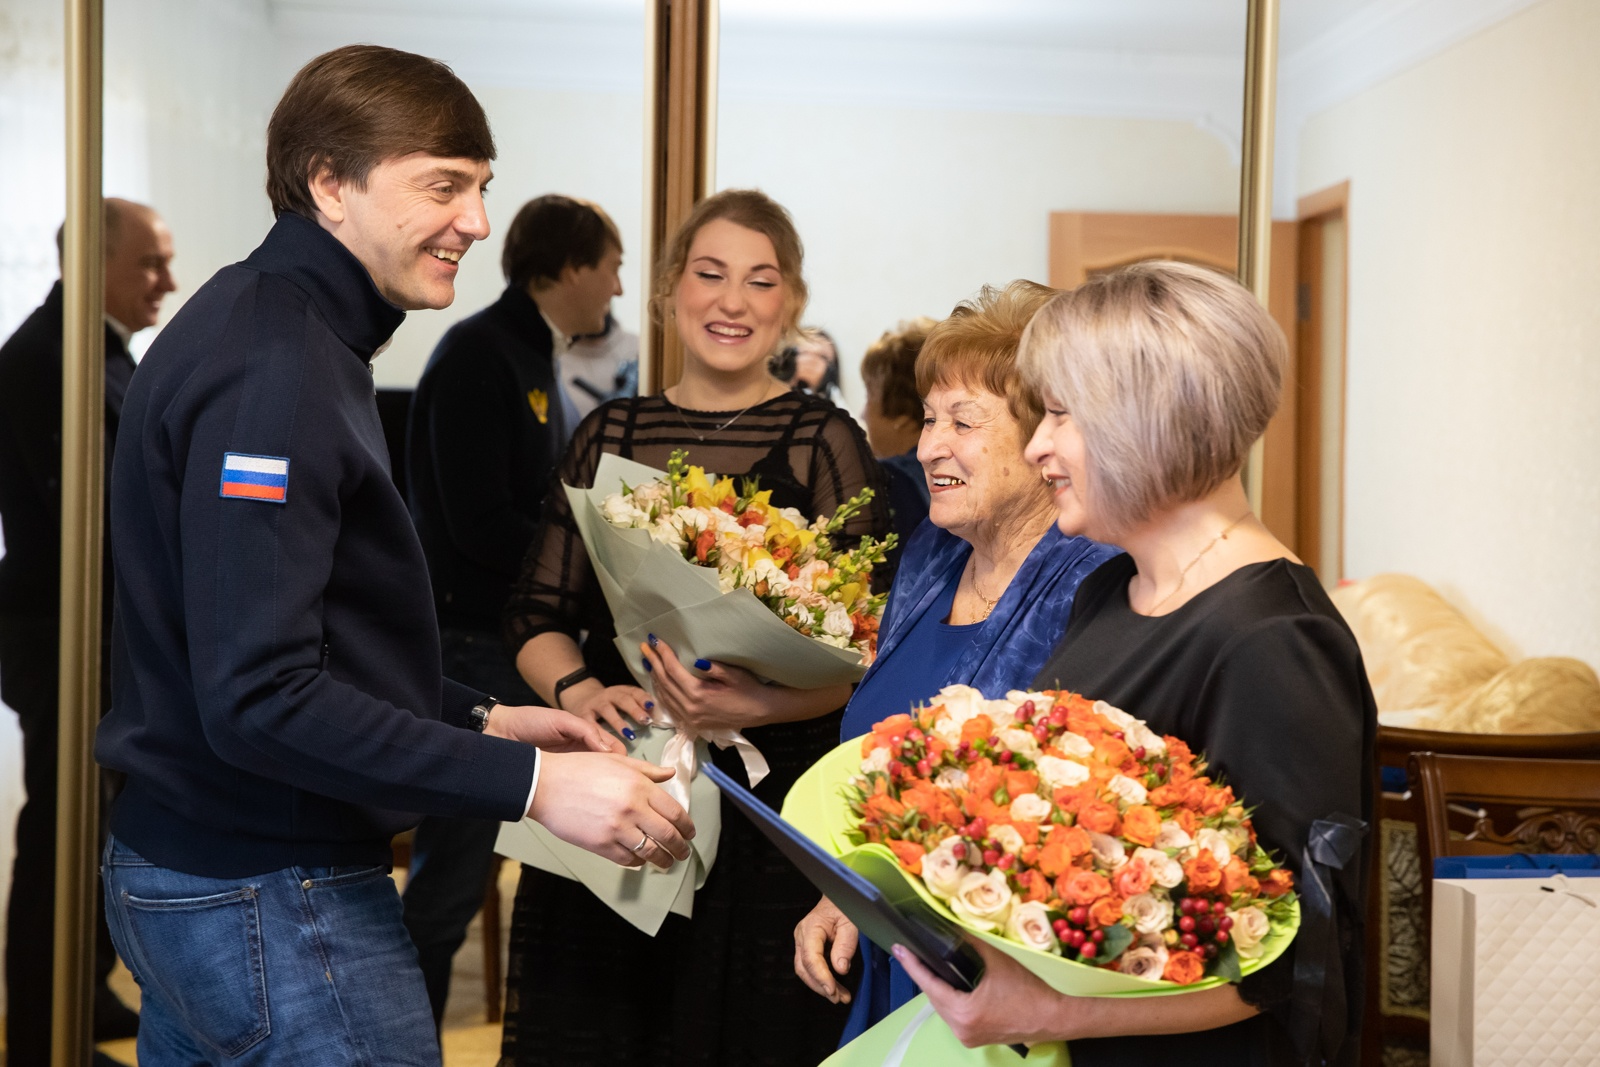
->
xmin=220 ymin=452 xmax=290 ymax=503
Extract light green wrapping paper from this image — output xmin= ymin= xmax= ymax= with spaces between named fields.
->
xmin=495 ymin=453 xmax=871 ymax=933
xmin=782 ymin=739 xmax=1299 ymax=998
xmin=820 ymin=996 xmax=1070 ymax=1067
xmin=493 ymin=724 xmax=721 ymax=936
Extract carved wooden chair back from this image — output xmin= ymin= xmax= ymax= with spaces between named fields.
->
xmin=1410 ymin=751 xmax=1600 ymax=914
xmin=1361 ymin=730 xmax=1600 ymax=1065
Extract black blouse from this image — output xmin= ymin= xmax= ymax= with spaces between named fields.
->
xmin=1032 ymin=554 xmax=1375 ymax=1067
xmin=503 ymin=390 xmax=891 ymax=694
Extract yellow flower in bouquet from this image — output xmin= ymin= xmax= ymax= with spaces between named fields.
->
xmin=599 ymin=449 xmax=895 ymax=661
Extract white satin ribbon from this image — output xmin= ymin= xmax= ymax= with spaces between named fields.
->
xmin=882 ymin=1002 xmax=938 ymax=1067
xmin=650 ymin=708 xmax=770 ymax=808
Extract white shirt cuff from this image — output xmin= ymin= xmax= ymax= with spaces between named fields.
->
xmin=523 ymin=748 xmax=543 ymax=817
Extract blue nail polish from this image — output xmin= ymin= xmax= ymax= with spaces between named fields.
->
xmin=643 ymin=658 xmax=652 ymax=672
xmin=694 ymin=658 xmax=711 ymax=671
xmin=647 ymin=633 xmax=659 ymax=648
xmin=622 ymin=728 xmax=636 ymax=741
xmin=645 ymin=700 xmax=655 ymax=710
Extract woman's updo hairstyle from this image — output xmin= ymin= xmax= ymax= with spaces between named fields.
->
xmin=650 ymin=188 xmax=808 ymax=339
xmin=1018 ymin=260 xmax=1286 ymax=534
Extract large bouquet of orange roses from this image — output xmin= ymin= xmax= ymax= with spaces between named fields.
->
xmin=783 ymin=685 xmax=1299 ymax=995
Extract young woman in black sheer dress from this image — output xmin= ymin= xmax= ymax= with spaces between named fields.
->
xmin=499 ymin=189 xmax=888 ymax=1065
xmin=892 ymin=262 xmax=1375 ymax=1066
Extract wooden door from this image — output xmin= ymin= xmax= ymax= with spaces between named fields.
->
xmin=1048 ymin=211 xmax=1299 ymax=550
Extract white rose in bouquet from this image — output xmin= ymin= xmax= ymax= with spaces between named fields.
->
xmin=1036 ymin=755 xmax=1090 ymax=790
xmin=921 ymin=837 xmax=969 ymax=899
xmin=1154 ymin=821 xmax=1193 ymax=850
xmin=1122 ymin=892 xmax=1175 ymax=936
xmin=989 ymin=824 xmax=1026 ymax=857
xmin=1124 ymin=719 xmax=1166 ymax=756
xmin=1132 ymin=846 xmax=1185 ymax=889
xmin=1009 ymin=793 xmax=1053 ymax=823
xmin=933 ymin=767 xmax=969 ymax=790
xmin=948 ymin=870 xmax=1015 ymax=932
xmin=1195 ymin=828 xmax=1233 ymax=866
xmin=1088 ymin=831 xmax=1126 ymax=871
xmin=1005 ymin=689 xmax=1051 ymax=706
xmin=601 ymin=493 xmax=649 ymax=528
xmin=860 ymin=747 xmax=891 ymax=775
xmin=1006 ymin=901 xmax=1060 ymax=953
xmin=934 ymin=685 xmax=987 ymax=726
xmin=1222 ymin=823 xmax=1251 ymax=856
xmin=1229 ymin=906 xmax=1271 ymax=958
xmin=997 ymin=728 xmax=1041 ymax=762
xmin=984 ymin=698 xmax=1019 ymax=729
xmin=1052 ymin=731 xmax=1095 ymax=760
xmin=1106 ymin=774 xmax=1148 ymax=807
xmin=821 ymin=603 xmax=854 ymax=640
xmin=1118 ymin=942 xmax=1170 ymax=980
xmin=1093 ymin=701 xmax=1136 ymax=731
xmin=930 ymin=714 xmax=962 ymax=747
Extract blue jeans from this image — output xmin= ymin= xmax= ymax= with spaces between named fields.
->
xmin=401 ymin=627 xmax=539 ymax=1025
xmin=101 ymin=836 xmax=439 ymax=1066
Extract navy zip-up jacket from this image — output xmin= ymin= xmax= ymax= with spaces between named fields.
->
xmin=96 ymin=213 xmax=538 ymax=878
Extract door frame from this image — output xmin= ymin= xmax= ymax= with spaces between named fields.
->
xmin=1294 ymin=180 xmax=1350 ymax=584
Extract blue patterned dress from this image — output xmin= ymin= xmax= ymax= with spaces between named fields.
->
xmin=837 ymin=520 xmax=1120 ymax=1041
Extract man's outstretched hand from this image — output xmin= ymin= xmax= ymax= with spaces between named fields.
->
xmin=528 ymin=751 xmax=695 ymax=870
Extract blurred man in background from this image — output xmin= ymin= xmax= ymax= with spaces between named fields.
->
xmin=0 ymin=196 xmax=176 ymax=1064
xmin=403 ymin=192 xmax=625 ymax=1025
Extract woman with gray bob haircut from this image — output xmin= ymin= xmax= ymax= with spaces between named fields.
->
xmin=890 ymin=262 xmax=1375 ymax=1067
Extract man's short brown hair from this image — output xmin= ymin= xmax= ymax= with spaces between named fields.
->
xmin=502 ymin=195 xmax=622 ymax=290
xmin=266 ymin=45 xmax=496 ymax=221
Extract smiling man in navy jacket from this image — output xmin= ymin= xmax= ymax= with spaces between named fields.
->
xmin=93 ymin=45 xmax=693 ymax=1064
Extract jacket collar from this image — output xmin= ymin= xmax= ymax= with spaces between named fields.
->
xmin=493 ymin=285 xmax=556 ymax=355
xmin=243 ymin=213 xmax=406 ymax=359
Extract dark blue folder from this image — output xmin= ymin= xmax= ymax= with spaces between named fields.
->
xmin=701 ymin=762 xmax=1029 ymax=1057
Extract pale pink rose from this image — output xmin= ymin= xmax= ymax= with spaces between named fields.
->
xmin=1089 ymin=832 xmax=1126 ymax=871
xmin=1009 ymin=793 xmax=1053 ymax=823
xmin=1006 ymin=901 xmax=1060 ymax=953
xmin=1132 ymin=847 xmax=1184 ymax=889
xmin=1036 ymin=755 xmax=1090 ymax=790
xmin=1051 ymin=732 xmax=1095 ymax=759
xmin=1106 ymin=774 xmax=1149 ymax=807
xmin=1195 ymin=828 xmax=1232 ymax=866
xmin=948 ymin=870 xmax=1014 ymax=932
xmin=1154 ymin=821 xmax=1193 ymax=850
xmin=1121 ymin=892 xmax=1175 ymax=936
xmin=989 ymin=824 xmax=1026 ymax=857
xmin=1118 ymin=943 xmax=1170 ymax=981
xmin=1114 ymin=857 xmax=1154 ymax=897
xmin=1229 ymin=906 xmax=1271 ymax=958
xmin=921 ymin=837 xmax=969 ymax=899
xmin=1093 ymin=701 xmax=1136 ymax=730
xmin=997 ymin=728 xmax=1041 ymax=761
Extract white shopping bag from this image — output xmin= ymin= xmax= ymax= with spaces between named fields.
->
xmin=1431 ymin=874 xmax=1600 ymax=1066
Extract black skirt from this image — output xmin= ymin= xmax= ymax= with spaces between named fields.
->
xmin=499 ymin=711 xmax=855 ymax=1066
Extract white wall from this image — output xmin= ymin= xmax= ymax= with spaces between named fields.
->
xmin=1298 ymin=0 xmax=1600 ymax=665
xmin=718 ymin=102 xmax=1240 ymax=411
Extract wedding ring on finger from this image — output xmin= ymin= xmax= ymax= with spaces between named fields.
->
xmin=628 ymin=832 xmax=652 ymax=855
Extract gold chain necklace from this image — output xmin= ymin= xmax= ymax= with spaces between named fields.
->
xmin=965 ymin=557 xmax=1000 ymax=621
xmin=670 ymin=384 xmax=778 ymax=442
xmin=1148 ymin=510 xmax=1253 ymax=614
